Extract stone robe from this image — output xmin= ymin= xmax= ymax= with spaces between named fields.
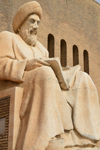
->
xmin=0 ymin=31 xmax=100 ymax=150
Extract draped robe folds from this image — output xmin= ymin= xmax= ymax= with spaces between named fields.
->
xmin=0 ymin=31 xmax=100 ymax=150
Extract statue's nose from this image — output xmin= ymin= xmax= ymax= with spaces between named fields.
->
xmin=33 ymin=22 xmax=39 ymax=29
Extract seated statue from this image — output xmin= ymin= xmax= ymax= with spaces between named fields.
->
xmin=0 ymin=1 xmax=100 ymax=150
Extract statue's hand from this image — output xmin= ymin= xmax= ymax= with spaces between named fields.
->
xmin=25 ymin=58 xmax=50 ymax=71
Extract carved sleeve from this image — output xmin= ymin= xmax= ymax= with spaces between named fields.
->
xmin=0 ymin=31 xmax=27 ymax=82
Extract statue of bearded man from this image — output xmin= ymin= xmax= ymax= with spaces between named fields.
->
xmin=0 ymin=1 xmax=100 ymax=150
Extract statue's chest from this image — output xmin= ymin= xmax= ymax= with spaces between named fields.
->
xmin=13 ymin=37 xmax=43 ymax=60
xmin=31 ymin=46 xmax=43 ymax=58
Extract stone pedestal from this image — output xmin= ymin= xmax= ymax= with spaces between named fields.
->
xmin=0 ymin=87 xmax=23 ymax=150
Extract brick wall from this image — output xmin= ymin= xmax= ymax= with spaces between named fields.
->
xmin=0 ymin=0 xmax=100 ymax=98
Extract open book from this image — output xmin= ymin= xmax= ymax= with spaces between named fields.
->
xmin=44 ymin=57 xmax=68 ymax=90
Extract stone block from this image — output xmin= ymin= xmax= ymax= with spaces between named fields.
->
xmin=0 ymin=87 xmax=23 ymax=150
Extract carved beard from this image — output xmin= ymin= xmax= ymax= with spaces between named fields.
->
xmin=19 ymin=28 xmax=37 ymax=47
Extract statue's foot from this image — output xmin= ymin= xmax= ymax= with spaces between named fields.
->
xmin=46 ymin=137 xmax=64 ymax=150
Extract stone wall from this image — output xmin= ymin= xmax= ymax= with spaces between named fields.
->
xmin=0 ymin=0 xmax=100 ymax=98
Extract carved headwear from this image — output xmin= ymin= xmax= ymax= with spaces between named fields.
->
xmin=12 ymin=1 xmax=42 ymax=33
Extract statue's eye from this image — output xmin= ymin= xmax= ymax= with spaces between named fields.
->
xmin=37 ymin=21 xmax=40 ymax=25
xmin=30 ymin=19 xmax=35 ymax=23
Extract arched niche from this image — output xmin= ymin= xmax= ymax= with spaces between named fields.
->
xmin=83 ymin=50 xmax=89 ymax=74
xmin=60 ymin=39 xmax=67 ymax=67
xmin=47 ymin=34 xmax=55 ymax=58
xmin=73 ymin=45 xmax=79 ymax=66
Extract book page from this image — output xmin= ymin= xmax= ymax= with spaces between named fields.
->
xmin=44 ymin=57 xmax=68 ymax=90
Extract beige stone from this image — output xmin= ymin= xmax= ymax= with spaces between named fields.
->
xmin=0 ymin=87 xmax=23 ymax=150
xmin=65 ymin=148 xmax=98 ymax=150
xmin=46 ymin=138 xmax=65 ymax=150
xmin=12 ymin=1 xmax=42 ymax=33
xmin=0 ymin=1 xmax=100 ymax=150
xmin=0 ymin=0 xmax=100 ymax=99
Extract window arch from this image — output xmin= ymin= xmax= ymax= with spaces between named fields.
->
xmin=47 ymin=34 xmax=54 ymax=57
xmin=60 ymin=39 xmax=67 ymax=67
xmin=83 ymin=50 xmax=89 ymax=74
xmin=73 ymin=45 xmax=79 ymax=66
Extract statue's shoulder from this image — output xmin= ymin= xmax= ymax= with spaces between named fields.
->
xmin=0 ymin=31 xmax=15 ymax=39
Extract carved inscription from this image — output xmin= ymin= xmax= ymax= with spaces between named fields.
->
xmin=0 ymin=118 xmax=5 ymax=134
xmin=0 ymin=96 xmax=10 ymax=149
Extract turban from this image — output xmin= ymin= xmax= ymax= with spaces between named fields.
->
xmin=12 ymin=1 xmax=42 ymax=33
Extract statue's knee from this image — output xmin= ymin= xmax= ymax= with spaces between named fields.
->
xmin=78 ymin=71 xmax=90 ymax=81
xmin=74 ymin=71 xmax=94 ymax=89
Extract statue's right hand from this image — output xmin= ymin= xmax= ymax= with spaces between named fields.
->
xmin=25 ymin=58 xmax=50 ymax=71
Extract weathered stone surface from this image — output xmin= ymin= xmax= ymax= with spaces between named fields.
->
xmin=0 ymin=1 xmax=100 ymax=150
xmin=0 ymin=118 xmax=5 ymax=134
xmin=65 ymin=148 xmax=99 ymax=150
xmin=0 ymin=87 xmax=23 ymax=150
xmin=0 ymin=0 xmax=100 ymax=100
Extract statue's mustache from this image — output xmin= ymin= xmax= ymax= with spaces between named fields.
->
xmin=30 ymin=29 xmax=37 ymax=35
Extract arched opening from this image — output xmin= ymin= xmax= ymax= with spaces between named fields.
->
xmin=60 ymin=39 xmax=67 ymax=67
xmin=47 ymin=34 xmax=54 ymax=58
xmin=73 ymin=45 xmax=79 ymax=66
xmin=83 ymin=50 xmax=89 ymax=74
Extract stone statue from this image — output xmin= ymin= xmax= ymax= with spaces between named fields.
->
xmin=0 ymin=1 xmax=100 ymax=150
